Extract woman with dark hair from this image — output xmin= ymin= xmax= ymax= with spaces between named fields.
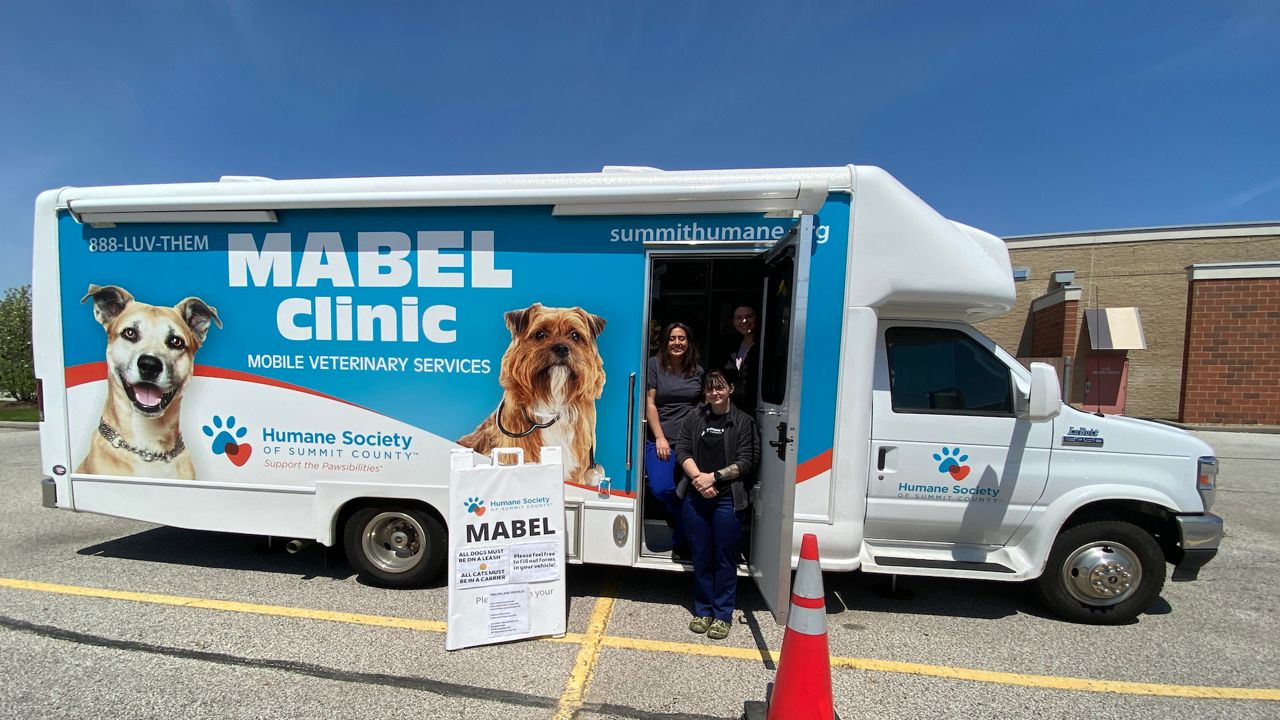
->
xmin=724 ymin=304 xmax=759 ymax=412
xmin=674 ymin=369 xmax=760 ymax=640
xmin=644 ymin=322 xmax=704 ymax=558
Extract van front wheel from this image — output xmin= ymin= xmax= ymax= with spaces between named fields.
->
xmin=1036 ymin=521 xmax=1165 ymax=625
xmin=344 ymin=505 xmax=445 ymax=588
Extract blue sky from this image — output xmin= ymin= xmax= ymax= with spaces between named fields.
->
xmin=3 ymin=1 xmax=1278 ymax=292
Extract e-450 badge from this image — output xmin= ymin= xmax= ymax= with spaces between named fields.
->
xmin=1063 ymin=426 xmax=1104 ymax=447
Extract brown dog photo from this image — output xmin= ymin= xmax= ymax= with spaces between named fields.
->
xmin=459 ymin=302 xmax=606 ymax=485
xmin=76 ymin=284 xmax=222 ymax=480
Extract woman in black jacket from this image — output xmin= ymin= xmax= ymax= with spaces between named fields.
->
xmin=724 ymin=304 xmax=759 ymax=413
xmin=674 ymin=369 xmax=760 ymax=640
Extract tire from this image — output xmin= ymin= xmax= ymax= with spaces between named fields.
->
xmin=1035 ymin=520 xmax=1165 ymax=625
xmin=343 ymin=505 xmax=446 ymax=588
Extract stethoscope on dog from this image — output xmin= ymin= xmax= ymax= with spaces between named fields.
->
xmin=495 ymin=401 xmax=601 ymax=482
xmin=495 ymin=401 xmax=559 ymax=438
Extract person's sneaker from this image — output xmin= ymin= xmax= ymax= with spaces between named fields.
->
xmin=707 ymin=619 xmax=731 ymax=640
xmin=688 ymin=616 xmax=713 ymax=634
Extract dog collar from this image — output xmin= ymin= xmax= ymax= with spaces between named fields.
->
xmin=97 ymin=419 xmax=186 ymax=463
xmin=495 ymin=401 xmax=559 ymax=438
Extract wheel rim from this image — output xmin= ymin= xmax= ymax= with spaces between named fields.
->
xmin=360 ymin=511 xmax=425 ymax=574
xmin=1061 ymin=540 xmax=1142 ymax=606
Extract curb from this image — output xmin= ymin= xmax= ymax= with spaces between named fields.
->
xmin=1188 ymin=427 xmax=1280 ymax=435
xmin=1148 ymin=418 xmax=1280 ymax=435
xmin=0 ymin=421 xmax=38 ymax=430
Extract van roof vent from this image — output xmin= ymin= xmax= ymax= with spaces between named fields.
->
xmin=600 ymin=166 xmax=664 ymax=174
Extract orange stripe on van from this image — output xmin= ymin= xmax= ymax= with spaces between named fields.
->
xmin=63 ymin=362 xmax=371 ymax=412
xmin=797 ymin=449 xmax=832 ymax=483
xmin=65 ymin=361 xmax=106 ymax=387
xmin=193 ymin=366 xmax=367 ymax=410
xmin=564 ymin=480 xmax=636 ymax=499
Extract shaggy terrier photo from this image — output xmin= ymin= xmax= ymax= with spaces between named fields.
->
xmin=459 ymin=302 xmax=606 ymax=485
xmin=76 ymin=284 xmax=221 ymax=480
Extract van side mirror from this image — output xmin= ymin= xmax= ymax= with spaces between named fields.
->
xmin=1025 ymin=362 xmax=1062 ymax=422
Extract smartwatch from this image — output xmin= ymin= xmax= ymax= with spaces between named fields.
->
xmin=713 ymin=470 xmax=722 ymax=482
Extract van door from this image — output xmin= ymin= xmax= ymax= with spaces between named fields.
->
xmin=865 ymin=322 xmax=1052 ymax=548
xmin=750 ymin=215 xmax=811 ymax=624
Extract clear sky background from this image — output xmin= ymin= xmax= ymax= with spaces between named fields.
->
xmin=3 ymin=1 xmax=1278 ymax=292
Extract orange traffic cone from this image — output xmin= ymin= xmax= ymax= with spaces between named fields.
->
xmin=744 ymin=533 xmax=837 ymax=720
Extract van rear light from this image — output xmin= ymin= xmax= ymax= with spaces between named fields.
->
xmin=36 ymin=379 xmax=44 ymax=422
xmin=1196 ymin=456 xmax=1218 ymax=511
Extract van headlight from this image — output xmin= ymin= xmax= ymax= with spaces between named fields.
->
xmin=1196 ymin=456 xmax=1218 ymax=512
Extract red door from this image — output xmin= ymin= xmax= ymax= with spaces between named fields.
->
xmin=1084 ymin=353 xmax=1128 ymax=414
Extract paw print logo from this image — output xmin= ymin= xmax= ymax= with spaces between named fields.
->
xmin=464 ymin=497 xmax=487 ymax=517
xmin=933 ymin=446 xmax=971 ymax=481
xmin=203 ymin=415 xmax=252 ymax=467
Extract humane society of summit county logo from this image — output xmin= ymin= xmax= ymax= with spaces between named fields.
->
xmin=464 ymin=497 xmax=487 ymax=516
xmin=933 ymin=447 xmax=971 ymax=481
xmin=203 ymin=415 xmax=252 ymax=467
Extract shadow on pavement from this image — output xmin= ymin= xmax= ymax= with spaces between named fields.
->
xmin=824 ymin=571 xmax=1172 ymax=624
xmin=77 ymin=532 xmax=1176 ymax=623
xmin=77 ymin=526 xmax=357 ymax=582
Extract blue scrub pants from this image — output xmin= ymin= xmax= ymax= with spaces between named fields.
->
xmin=681 ymin=491 xmax=742 ymax=622
xmin=644 ymin=439 xmax=687 ymax=552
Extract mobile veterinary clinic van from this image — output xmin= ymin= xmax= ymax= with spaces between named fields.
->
xmin=33 ymin=166 xmax=1223 ymax=624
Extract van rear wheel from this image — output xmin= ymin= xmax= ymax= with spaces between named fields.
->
xmin=344 ymin=505 xmax=445 ymax=588
xmin=1036 ymin=520 xmax=1165 ymax=625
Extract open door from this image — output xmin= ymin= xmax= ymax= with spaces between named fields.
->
xmin=750 ymin=215 xmax=812 ymax=625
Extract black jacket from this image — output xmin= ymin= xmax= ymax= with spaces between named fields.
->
xmin=725 ymin=342 xmax=759 ymax=413
xmin=673 ymin=403 xmax=760 ymax=511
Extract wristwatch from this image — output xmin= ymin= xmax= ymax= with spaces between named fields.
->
xmin=713 ymin=470 xmax=722 ymax=482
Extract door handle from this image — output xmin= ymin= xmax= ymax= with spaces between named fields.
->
xmin=767 ymin=421 xmax=793 ymax=461
xmin=876 ymin=445 xmax=896 ymax=478
xmin=625 ymin=372 xmax=636 ymax=471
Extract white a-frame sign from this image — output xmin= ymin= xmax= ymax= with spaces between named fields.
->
xmin=446 ymin=447 xmax=567 ymax=651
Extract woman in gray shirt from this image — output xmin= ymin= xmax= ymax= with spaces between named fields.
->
xmin=645 ymin=322 xmax=704 ymax=557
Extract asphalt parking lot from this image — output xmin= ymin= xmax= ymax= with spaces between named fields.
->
xmin=1 ymin=427 xmax=1276 ymax=719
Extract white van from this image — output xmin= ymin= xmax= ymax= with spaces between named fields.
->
xmin=33 ymin=165 xmax=1222 ymax=624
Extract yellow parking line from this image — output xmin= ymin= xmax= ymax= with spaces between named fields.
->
xmin=0 ymin=577 xmax=448 ymax=634
xmin=602 ymin=636 xmax=1280 ymax=701
xmin=825 ymin=656 xmax=1280 ymax=701
xmin=2 ymin=576 xmax=1278 ymax=702
xmin=604 ymin=634 xmax=768 ymax=662
xmin=553 ymin=575 xmax=616 ymax=719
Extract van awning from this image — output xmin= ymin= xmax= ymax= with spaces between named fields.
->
xmin=1084 ymin=307 xmax=1147 ymax=350
xmin=63 ymin=169 xmax=845 ymax=222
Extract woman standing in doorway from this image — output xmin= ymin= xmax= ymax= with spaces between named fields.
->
xmin=645 ymin=322 xmax=704 ymax=558
xmin=725 ymin=304 xmax=759 ymax=413
xmin=674 ymin=369 xmax=760 ymax=640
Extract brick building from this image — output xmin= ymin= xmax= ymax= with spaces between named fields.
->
xmin=975 ymin=223 xmax=1280 ymax=426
